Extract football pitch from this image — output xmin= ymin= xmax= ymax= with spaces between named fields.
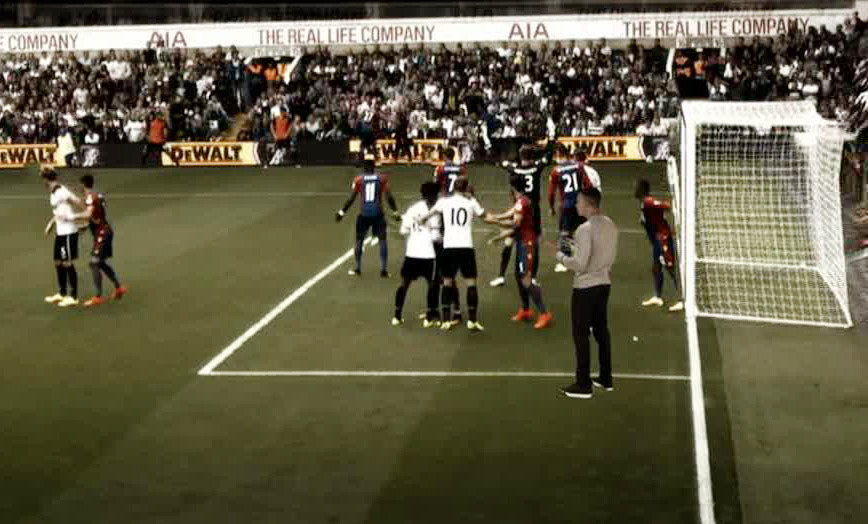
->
xmin=1 ymin=163 xmax=865 ymax=524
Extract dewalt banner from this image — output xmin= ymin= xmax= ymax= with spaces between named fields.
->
xmin=538 ymin=136 xmax=647 ymax=161
xmin=349 ymin=138 xmax=448 ymax=164
xmin=0 ymin=144 xmax=66 ymax=168
xmin=161 ymin=142 xmax=259 ymax=166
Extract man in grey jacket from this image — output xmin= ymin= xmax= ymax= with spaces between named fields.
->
xmin=555 ymin=188 xmax=619 ymax=399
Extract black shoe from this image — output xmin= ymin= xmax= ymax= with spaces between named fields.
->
xmin=592 ymin=377 xmax=614 ymax=391
xmin=380 ymin=270 xmax=390 ymax=278
xmin=561 ymin=382 xmax=592 ymax=399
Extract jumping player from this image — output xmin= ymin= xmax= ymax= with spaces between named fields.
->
xmin=336 ymin=159 xmax=399 ymax=277
xmin=490 ymin=145 xmax=546 ymax=287
xmin=550 ymin=148 xmax=601 ymax=272
xmin=76 ymin=174 xmax=127 ymax=306
xmin=42 ymin=168 xmax=83 ymax=308
xmin=486 ymin=174 xmax=553 ymax=329
xmin=393 ymin=182 xmax=442 ymax=327
xmin=417 ymin=178 xmax=485 ymax=331
xmin=635 ymin=179 xmax=683 ymax=312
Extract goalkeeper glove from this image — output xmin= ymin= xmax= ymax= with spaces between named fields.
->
xmin=559 ymin=236 xmax=573 ymax=257
xmin=335 ymin=209 xmax=345 ymax=222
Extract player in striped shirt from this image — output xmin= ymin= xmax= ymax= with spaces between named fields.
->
xmin=549 ymin=147 xmax=601 ymax=272
xmin=77 ymin=174 xmax=127 ymax=307
xmin=635 ymin=179 xmax=683 ymax=312
xmin=434 ymin=148 xmax=469 ymax=195
xmin=392 ymin=182 xmax=442 ymax=327
xmin=490 ymin=145 xmax=547 ymax=287
xmin=336 ymin=159 xmax=400 ymax=277
xmin=486 ymin=174 xmax=553 ymax=329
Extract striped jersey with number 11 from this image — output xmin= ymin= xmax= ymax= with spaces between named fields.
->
xmin=353 ymin=173 xmax=390 ymax=217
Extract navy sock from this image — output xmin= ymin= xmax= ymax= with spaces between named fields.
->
xmin=667 ymin=267 xmax=680 ymax=294
xmin=467 ymin=286 xmax=479 ymax=322
xmin=499 ymin=245 xmax=512 ymax=277
xmin=56 ymin=265 xmax=67 ymax=296
xmin=452 ymin=286 xmax=461 ymax=318
xmin=516 ymin=275 xmax=530 ymax=309
xmin=394 ymin=283 xmax=408 ymax=319
xmin=90 ymin=262 xmax=103 ymax=296
xmin=354 ymin=238 xmax=364 ymax=272
xmin=653 ymin=266 xmax=664 ymax=297
xmin=441 ymin=286 xmax=453 ymax=322
xmin=426 ymin=281 xmax=439 ymax=319
xmin=67 ymin=266 xmax=78 ymax=299
xmin=379 ymin=236 xmax=388 ymax=272
xmin=99 ymin=261 xmax=120 ymax=287
xmin=528 ymin=284 xmax=547 ymax=314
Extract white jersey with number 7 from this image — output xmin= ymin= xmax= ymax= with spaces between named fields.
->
xmin=431 ymin=194 xmax=485 ymax=249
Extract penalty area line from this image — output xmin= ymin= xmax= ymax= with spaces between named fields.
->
xmin=197 ymin=238 xmax=372 ymax=375
xmin=202 ymin=370 xmax=690 ymax=380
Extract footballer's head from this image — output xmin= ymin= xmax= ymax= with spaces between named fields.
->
xmin=421 ymin=181 xmax=439 ymax=204
xmin=362 ymin=159 xmax=376 ymax=173
xmin=634 ymin=179 xmax=651 ymax=200
xmin=80 ymin=174 xmax=95 ymax=189
xmin=453 ymin=177 xmax=470 ymax=194
xmin=443 ymin=147 xmax=455 ymax=162
xmin=40 ymin=166 xmax=57 ymax=187
xmin=556 ymin=143 xmax=569 ymax=162
xmin=575 ymin=149 xmax=588 ymax=163
xmin=519 ymin=145 xmax=535 ymax=164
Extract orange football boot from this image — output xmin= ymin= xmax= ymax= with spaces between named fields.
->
xmin=533 ymin=312 xmax=553 ymax=329
xmin=511 ymin=309 xmax=534 ymax=322
xmin=112 ymin=286 xmax=128 ymax=300
xmin=83 ymin=296 xmax=108 ymax=307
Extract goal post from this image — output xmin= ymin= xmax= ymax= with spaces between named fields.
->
xmin=678 ymin=101 xmax=852 ymax=328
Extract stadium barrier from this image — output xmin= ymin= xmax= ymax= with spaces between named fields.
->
xmin=1 ymin=136 xmax=670 ymax=169
xmin=349 ymin=136 xmax=663 ymax=164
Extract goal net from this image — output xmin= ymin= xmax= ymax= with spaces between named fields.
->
xmin=678 ymin=101 xmax=852 ymax=327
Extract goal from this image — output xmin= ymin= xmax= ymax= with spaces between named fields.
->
xmin=677 ymin=101 xmax=852 ymax=328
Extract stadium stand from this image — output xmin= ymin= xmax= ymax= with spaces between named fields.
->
xmin=0 ymin=8 xmax=866 ymax=174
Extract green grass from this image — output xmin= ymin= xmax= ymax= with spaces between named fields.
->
xmin=0 ymin=163 xmax=863 ymax=524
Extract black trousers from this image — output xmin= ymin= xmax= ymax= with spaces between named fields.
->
xmin=571 ymin=285 xmax=612 ymax=387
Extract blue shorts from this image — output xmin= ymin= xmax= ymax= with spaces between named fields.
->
xmin=652 ymin=235 xmax=676 ymax=268
xmin=515 ymin=239 xmax=536 ymax=276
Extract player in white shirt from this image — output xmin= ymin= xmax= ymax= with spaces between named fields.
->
xmin=42 ymin=168 xmax=84 ymax=307
xmin=392 ymin=182 xmax=442 ymax=327
xmin=417 ymin=178 xmax=486 ymax=331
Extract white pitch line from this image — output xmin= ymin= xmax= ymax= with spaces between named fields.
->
xmin=204 ymin=370 xmax=690 ymax=380
xmin=197 ymin=238 xmax=372 ymax=375
xmin=686 ymin=316 xmax=716 ymax=524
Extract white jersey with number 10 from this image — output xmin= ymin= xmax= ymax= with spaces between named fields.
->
xmin=431 ymin=194 xmax=485 ymax=249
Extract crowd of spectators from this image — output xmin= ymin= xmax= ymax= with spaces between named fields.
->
xmin=0 ymin=45 xmax=246 ymax=145
xmin=248 ymin=11 xmax=867 ymax=151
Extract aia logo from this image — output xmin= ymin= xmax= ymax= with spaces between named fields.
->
xmin=148 ymin=31 xmax=188 ymax=49
xmin=508 ymin=23 xmax=549 ymax=40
